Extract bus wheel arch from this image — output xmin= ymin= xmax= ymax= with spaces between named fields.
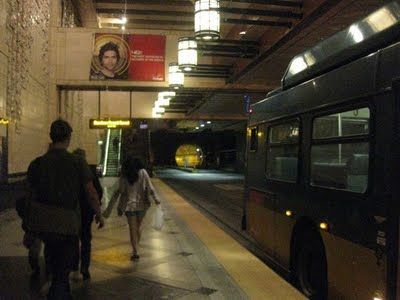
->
xmin=290 ymin=218 xmax=328 ymax=299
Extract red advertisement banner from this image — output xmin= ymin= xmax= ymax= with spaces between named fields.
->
xmin=90 ymin=33 xmax=165 ymax=81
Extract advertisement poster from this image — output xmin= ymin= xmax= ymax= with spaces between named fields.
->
xmin=90 ymin=33 xmax=165 ymax=81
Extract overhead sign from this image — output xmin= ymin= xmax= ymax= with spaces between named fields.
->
xmin=89 ymin=119 xmax=133 ymax=129
xmin=89 ymin=33 xmax=166 ymax=81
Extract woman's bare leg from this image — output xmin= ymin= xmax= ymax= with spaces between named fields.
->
xmin=136 ymin=215 xmax=145 ymax=244
xmin=127 ymin=215 xmax=138 ymax=255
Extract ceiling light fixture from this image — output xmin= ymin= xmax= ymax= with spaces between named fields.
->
xmin=169 ymin=63 xmax=184 ymax=89
xmin=194 ymin=0 xmax=220 ymax=40
xmin=155 ymin=98 xmax=170 ymax=107
xmin=152 ymin=110 xmax=162 ymax=118
xmin=153 ymin=106 xmax=165 ymax=113
xmin=158 ymin=91 xmax=176 ymax=100
xmin=178 ymin=37 xmax=198 ymax=71
xmin=239 ymin=31 xmax=246 ymax=35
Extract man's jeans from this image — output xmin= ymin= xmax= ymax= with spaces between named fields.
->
xmin=41 ymin=233 xmax=77 ymax=299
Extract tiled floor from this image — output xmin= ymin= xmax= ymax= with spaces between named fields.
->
xmin=0 ymin=178 xmax=246 ymax=299
xmin=0 ymin=177 xmax=305 ymax=299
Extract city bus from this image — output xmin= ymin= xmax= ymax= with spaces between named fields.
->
xmin=244 ymin=2 xmax=400 ymax=299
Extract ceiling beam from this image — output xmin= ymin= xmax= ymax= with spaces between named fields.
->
xmin=185 ymin=69 xmax=230 ymax=73
xmin=173 ymin=97 xmax=203 ymax=101
xmin=101 ymin=19 xmax=193 ymax=26
xmin=220 ymin=0 xmax=302 ymax=8
xmin=95 ymin=0 xmax=193 ymax=6
xmin=59 ymin=85 xmax=267 ymax=94
xmin=97 ymin=7 xmax=302 ymax=19
xmin=169 ymin=103 xmax=196 ymax=107
xmin=95 ymin=0 xmax=302 ymax=8
xmin=197 ymin=44 xmax=258 ymax=53
xmin=185 ymin=73 xmax=230 ymax=78
xmin=199 ymin=39 xmax=259 ymax=47
xmin=219 ymin=7 xmax=302 ymax=19
xmin=200 ymin=52 xmax=256 ymax=58
xmin=164 ymin=109 xmax=188 ymax=113
xmin=195 ymin=64 xmax=232 ymax=70
xmin=223 ymin=18 xmax=292 ymax=27
xmin=96 ymin=8 xmax=192 ymax=17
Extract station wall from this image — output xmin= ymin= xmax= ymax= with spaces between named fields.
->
xmin=0 ymin=0 xmax=55 ymax=175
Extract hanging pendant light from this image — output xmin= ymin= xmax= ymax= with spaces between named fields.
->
xmin=156 ymin=91 xmax=176 ymax=107
xmin=155 ymin=98 xmax=169 ymax=107
xmin=158 ymin=91 xmax=176 ymax=100
xmin=178 ymin=37 xmax=197 ymax=71
xmin=152 ymin=106 xmax=165 ymax=118
xmin=152 ymin=110 xmax=162 ymax=118
xmin=194 ymin=0 xmax=220 ymax=40
xmin=169 ymin=63 xmax=184 ymax=89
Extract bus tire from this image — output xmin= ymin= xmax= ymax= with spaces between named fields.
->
xmin=295 ymin=229 xmax=328 ymax=300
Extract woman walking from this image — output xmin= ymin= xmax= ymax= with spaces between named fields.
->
xmin=116 ymin=157 xmax=160 ymax=260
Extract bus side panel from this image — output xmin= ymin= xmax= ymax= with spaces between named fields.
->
xmin=322 ymin=231 xmax=386 ymax=300
xmin=247 ymin=189 xmax=275 ymax=255
xmin=274 ymin=211 xmax=295 ymax=271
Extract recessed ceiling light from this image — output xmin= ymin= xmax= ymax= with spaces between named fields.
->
xmin=239 ymin=31 xmax=246 ymax=35
xmin=121 ymin=25 xmax=125 ymax=30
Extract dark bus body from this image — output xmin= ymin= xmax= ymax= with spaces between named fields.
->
xmin=244 ymin=3 xmax=400 ymax=299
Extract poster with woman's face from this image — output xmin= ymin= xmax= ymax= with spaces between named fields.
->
xmin=89 ymin=33 xmax=166 ymax=81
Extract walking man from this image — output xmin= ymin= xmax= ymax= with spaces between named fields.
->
xmin=26 ymin=119 xmax=104 ymax=299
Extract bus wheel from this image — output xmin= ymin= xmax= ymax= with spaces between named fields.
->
xmin=295 ymin=230 xmax=327 ymax=300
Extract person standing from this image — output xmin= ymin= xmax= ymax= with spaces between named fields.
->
xmin=113 ymin=136 xmax=119 ymax=151
xmin=71 ymin=148 xmax=103 ymax=280
xmin=26 ymin=119 xmax=104 ymax=299
xmin=116 ymin=157 xmax=160 ymax=260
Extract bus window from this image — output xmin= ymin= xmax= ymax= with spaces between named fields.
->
xmin=249 ymin=127 xmax=258 ymax=151
xmin=311 ymin=107 xmax=370 ymax=192
xmin=266 ymin=121 xmax=299 ymax=182
xmin=313 ymin=107 xmax=370 ymax=139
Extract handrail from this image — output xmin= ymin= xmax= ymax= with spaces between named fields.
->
xmin=117 ymin=129 xmax=122 ymax=171
xmin=102 ymin=129 xmax=111 ymax=176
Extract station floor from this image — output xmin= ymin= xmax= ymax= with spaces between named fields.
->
xmin=0 ymin=177 xmax=305 ymax=299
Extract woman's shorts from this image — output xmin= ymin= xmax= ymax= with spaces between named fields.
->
xmin=125 ymin=210 xmax=146 ymax=217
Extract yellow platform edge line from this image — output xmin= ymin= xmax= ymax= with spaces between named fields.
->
xmin=154 ymin=179 xmax=306 ymax=300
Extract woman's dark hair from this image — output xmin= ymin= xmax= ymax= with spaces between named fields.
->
xmin=121 ymin=157 xmax=145 ymax=185
xmin=99 ymin=42 xmax=120 ymax=62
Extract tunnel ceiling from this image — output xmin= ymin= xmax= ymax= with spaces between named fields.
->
xmin=146 ymin=118 xmax=247 ymax=133
xmin=73 ymin=0 xmax=392 ymax=116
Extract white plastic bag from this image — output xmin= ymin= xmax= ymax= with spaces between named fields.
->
xmin=153 ymin=206 xmax=164 ymax=230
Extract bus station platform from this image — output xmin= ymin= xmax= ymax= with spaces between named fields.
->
xmin=0 ymin=177 xmax=305 ymax=299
